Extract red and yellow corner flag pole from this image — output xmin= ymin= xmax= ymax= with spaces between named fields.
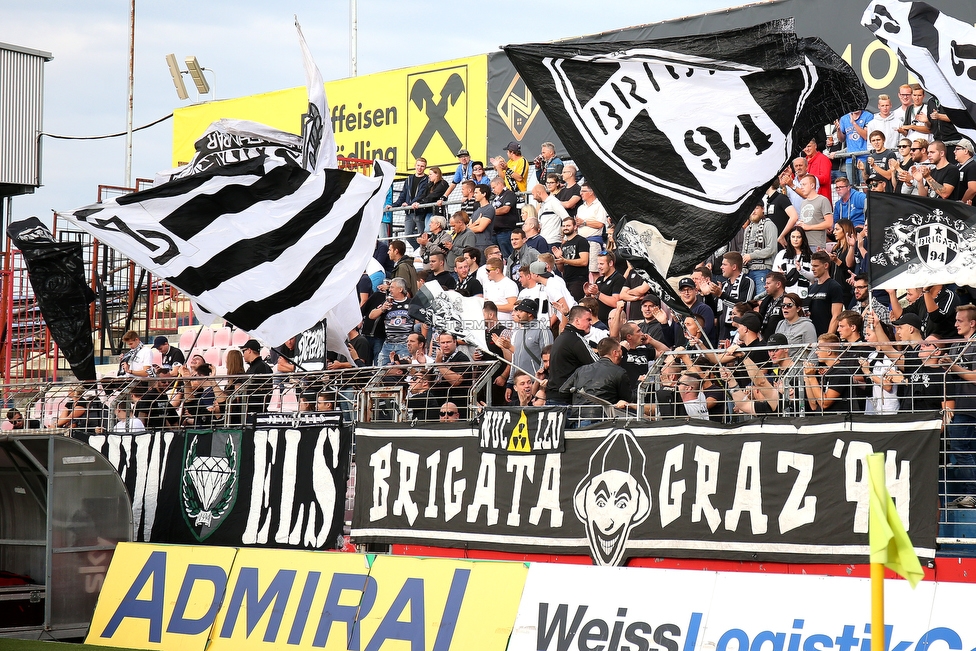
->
xmin=867 ymin=453 xmax=925 ymax=651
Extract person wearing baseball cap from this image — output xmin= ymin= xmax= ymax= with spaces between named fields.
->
xmin=509 ymin=298 xmax=553 ymax=378
xmin=492 ymin=140 xmax=529 ymax=192
xmin=240 ymin=339 xmax=272 ymax=374
xmin=954 ymin=139 xmax=976 ymax=204
xmin=890 ymin=312 xmax=924 ymax=343
xmin=674 ymin=276 xmax=715 ymax=342
xmin=153 ymin=335 xmax=185 ymax=368
xmin=719 ymin=312 xmax=769 ymax=375
xmin=444 ymin=147 xmax=474 ymax=199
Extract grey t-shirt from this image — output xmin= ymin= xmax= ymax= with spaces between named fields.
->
xmin=799 ymin=195 xmax=832 ymax=250
xmin=470 ymin=204 xmax=496 ymax=250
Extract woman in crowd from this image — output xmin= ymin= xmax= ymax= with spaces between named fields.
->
xmin=172 ymin=363 xmax=217 ymax=428
xmin=774 ymin=292 xmax=818 ymax=345
xmin=419 ymin=167 xmax=449 ymax=233
xmin=829 ymin=218 xmax=858 ymax=306
xmin=56 ymin=385 xmax=83 ymax=428
xmin=772 ymin=228 xmax=814 ymax=299
xmin=216 ymin=349 xmax=246 ymax=426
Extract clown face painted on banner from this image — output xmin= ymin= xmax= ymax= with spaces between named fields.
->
xmin=574 ymin=428 xmax=652 ymax=566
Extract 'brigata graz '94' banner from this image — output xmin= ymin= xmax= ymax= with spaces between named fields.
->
xmin=352 ymin=416 xmax=939 ymax=566
xmin=504 ymin=20 xmax=867 ymax=275
xmin=80 ymin=411 xmax=350 ymax=549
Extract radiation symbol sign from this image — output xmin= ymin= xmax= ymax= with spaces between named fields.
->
xmin=507 ymin=411 xmax=532 ymax=453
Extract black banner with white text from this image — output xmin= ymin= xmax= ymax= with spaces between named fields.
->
xmin=352 ymin=416 xmax=939 ymax=566
xmin=78 ymin=412 xmax=350 ymax=549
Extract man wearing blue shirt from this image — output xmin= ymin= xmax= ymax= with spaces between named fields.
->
xmin=838 ymin=109 xmax=873 ymax=184
xmin=443 ymin=148 xmax=474 ymax=200
xmin=832 ymin=177 xmax=866 ymax=228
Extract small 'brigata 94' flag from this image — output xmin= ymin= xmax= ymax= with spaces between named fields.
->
xmin=409 ymin=280 xmax=488 ymax=352
xmin=867 ymin=192 xmax=976 ymax=289
xmin=61 ymin=21 xmax=393 ymax=348
xmin=862 ymin=1 xmax=976 ymax=144
xmin=613 ymin=216 xmax=688 ymax=317
xmin=867 ymin=453 xmax=924 ymax=587
xmin=504 ymin=20 xmax=866 ymax=275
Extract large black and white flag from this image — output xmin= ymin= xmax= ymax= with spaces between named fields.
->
xmin=862 ymin=1 xmax=976 ymax=144
xmin=504 ymin=20 xmax=866 ymax=275
xmin=868 ymin=191 xmax=976 ymax=289
xmin=62 ymin=23 xmax=393 ymax=347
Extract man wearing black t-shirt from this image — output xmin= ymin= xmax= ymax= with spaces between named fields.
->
xmin=764 ymin=182 xmax=797 ymax=241
xmin=428 ymin=252 xmax=456 ymax=290
xmin=490 ymin=177 xmax=519 ymax=258
xmin=914 ymin=141 xmax=958 ymax=199
xmin=954 ymin=140 xmax=976 ymax=204
xmin=584 ymin=251 xmax=626 ymax=324
xmin=454 ymin=258 xmax=483 ymax=297
xmin=553 ymin=216 xmax=589 ymax=300
xmin=557 ymin=165 xmax=582 ymax=217
xmin=806 ymin=251 xmax=844 ymax=335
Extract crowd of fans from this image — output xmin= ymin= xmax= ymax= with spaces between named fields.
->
xmin=22 ymin=83 xmax=976 ymax=502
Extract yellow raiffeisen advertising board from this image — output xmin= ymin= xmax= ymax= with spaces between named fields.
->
xmin=172 ymin=55 xmax=488 ymax=176
xmin=87 ymin=542 xmax=528 ymax=651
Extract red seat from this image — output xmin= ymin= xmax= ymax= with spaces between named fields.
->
xmin=231 ymin=328 xmax=250 ymax=347
xmin=213 ymin=327 xmax=232 ymax=348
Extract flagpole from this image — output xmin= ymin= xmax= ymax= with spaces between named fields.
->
xmin=871 ymin=561 xmax=884 ymax=651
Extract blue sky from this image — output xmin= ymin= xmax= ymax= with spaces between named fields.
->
xmin=1 ymin=0 xmax=741 ymax=222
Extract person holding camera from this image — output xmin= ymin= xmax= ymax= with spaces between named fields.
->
xmin=533 ymin=142 xmax=564 ymax=184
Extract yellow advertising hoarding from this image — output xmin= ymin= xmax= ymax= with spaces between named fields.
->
xmin=86 ymin=542 xmax=239 ymax=651
xmin=88 ymin=543 xmax=528 ymax=651
xmin=172 ymin=55 xmax=488 ymax=175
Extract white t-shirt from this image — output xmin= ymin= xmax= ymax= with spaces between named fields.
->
xmin=113 ymin=417 xmax=146 ymax=433
xmin=538 ymin=196 xmax=569 ymax=244
xmin=576 ymin=199 xmax=608 ymax=239
xmin=484 ymin=276 xmax=519 ymax=324
xmin=519 ymin=284 xmax=563 ymax=321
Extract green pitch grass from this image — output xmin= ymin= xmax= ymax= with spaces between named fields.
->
xmin=0 ymin=641 xmax=140 ymax=651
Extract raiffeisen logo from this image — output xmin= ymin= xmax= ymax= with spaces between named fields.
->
xmin=534 ymin=608 xmax=971 ymax=651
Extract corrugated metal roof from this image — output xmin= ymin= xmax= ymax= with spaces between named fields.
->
xmin=0 ymin=42 xmax=52 ymax=191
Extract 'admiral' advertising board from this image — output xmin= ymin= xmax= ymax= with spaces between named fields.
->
xmin=352 ymin=416 xmax=939 ymax=566
xmin=86 ymin=542 xmax=527 ymax=651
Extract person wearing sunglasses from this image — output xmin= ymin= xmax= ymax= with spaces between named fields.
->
xmin=438 ymin=402 xmax=460 ymax=422
xmin=893 ymin=138 xmax=932 ymax=195
xmin=774 ymin=292 xmax=817 ymax=345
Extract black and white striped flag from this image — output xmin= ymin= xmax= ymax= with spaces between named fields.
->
xmin=862 ymin=0 xmax=976 ymax=144
xmin=62 ymin=22 xmax=393 ymax=347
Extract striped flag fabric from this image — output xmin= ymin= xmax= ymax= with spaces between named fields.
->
xmin=62 ymin=22 xmax=393 ymax=347
xmin=862 ymin=1 xmax=976 ymax=144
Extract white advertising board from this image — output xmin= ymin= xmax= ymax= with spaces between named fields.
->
xmin=510 ymin=563 xmax=968 ymax=651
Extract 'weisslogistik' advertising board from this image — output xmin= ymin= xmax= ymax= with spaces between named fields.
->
xmin=87 ymin=542 xmax=528 ymax=651
xmin=352 ymin=416 xmax=940 ymax=566
xmin=509 ymin=563 xmax=976 ymax=651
